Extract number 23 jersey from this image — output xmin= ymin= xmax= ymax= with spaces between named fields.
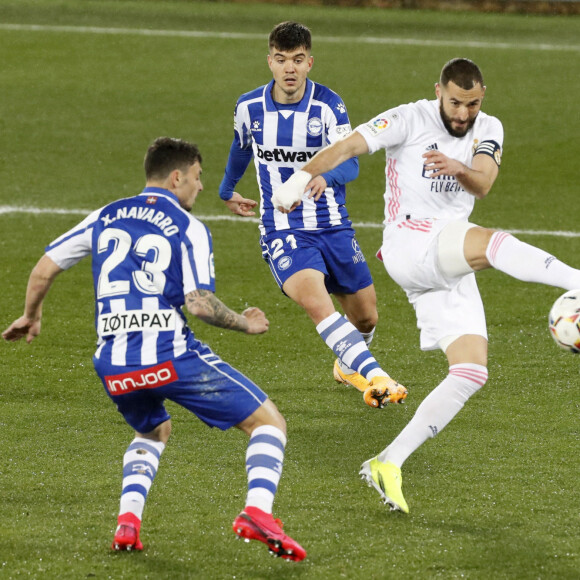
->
xmin=45 ymin=187 xmax=215 ymax=367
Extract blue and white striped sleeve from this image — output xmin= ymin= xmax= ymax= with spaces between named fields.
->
xmin=45 ymin=208 xmax=101 ymax=270
xmin=181 ymin=218 xmax=216 ymax=295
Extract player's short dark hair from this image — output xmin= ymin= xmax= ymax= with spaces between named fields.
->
xmin=269 ymin=21 xmax=311 ymax=52
xmin=440 ymin=58 xmax=484 ymax=90
xmin=144 ymin=137 xmax=202 ymax=181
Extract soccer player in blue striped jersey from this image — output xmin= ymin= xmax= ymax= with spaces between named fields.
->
xmin=219 ymin=21 xmax=406 ymax=408
xmin=3 ymin=137 xmax=306 ymax=561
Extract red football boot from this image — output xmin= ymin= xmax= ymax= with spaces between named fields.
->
xmin=111 ymin=512 xmax=143 ymax=551
xmin=232 ymin=506 xmax=306 ymax=561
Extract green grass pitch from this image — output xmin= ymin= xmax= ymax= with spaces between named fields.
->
xmin=0 ymin=1 xmax=579 ymax=578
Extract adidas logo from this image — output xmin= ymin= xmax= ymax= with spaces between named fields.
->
xmin=425 ymin=143 xmax=438 ymax=151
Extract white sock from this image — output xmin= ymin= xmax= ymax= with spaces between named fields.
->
xmin=487 ymin=232 xmax=580 ymax=290
xmin=378 ymin=364 xmax=488 ymax=467
xmin=119 ymin=437 xmax=165 ymax=521
xmin=245 ymin=425 xmax=286 ymax=514
xmin=317 ymin=312 xmax=387 ymax=379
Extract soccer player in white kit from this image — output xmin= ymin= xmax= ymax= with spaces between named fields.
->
xmin=272 ymin=58 xmax=580 ymax=512
xmin=219 ymin=21 xmax=407 ymax=408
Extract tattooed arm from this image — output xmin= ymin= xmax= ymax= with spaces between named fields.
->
xmin=185 ymin=289 xmax=269 ymax=335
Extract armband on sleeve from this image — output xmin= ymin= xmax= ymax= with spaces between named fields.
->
xmin=474 ymin=140 xmax=502 ymax=167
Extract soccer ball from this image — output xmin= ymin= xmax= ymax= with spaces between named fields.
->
xmin=548 ymin=289 xmax=580 ymax=353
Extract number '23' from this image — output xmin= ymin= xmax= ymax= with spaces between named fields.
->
xmin=97 ymin=228 xmax=171 ymax=298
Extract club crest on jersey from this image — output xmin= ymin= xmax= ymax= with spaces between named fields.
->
xmin=277 ymin=256 xmax=292 ymax=271
xmin=307 ymin=117 xmax=323 ymax=137
xmin=366 ymin=117 xmax=391 ymax=136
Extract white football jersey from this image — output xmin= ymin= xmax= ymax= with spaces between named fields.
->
xmin=355 ymin=99 xmax=503 ymax=224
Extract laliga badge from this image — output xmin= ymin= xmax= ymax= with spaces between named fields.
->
xmin=366 ymin=117 xmax=391 ymax=136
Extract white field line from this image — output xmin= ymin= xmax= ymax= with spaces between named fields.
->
xmin=1 ymin=205 xmax=579 ymax=237
xmin=1 ymin=23 xmax=579 ymax=53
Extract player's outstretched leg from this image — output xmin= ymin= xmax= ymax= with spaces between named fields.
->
xmin=359 ymin=457 xmax=409 ymax=514
xmin=485 ymin=231 xmax=580 ymax=289
xmin=233 ymin=424 xmax=306 ymax=561
xmin=233 ymin=507 xmax=306 ymax=561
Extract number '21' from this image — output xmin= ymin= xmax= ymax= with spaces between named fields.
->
xmin=270 ymin=234 xmax=297 ymax=260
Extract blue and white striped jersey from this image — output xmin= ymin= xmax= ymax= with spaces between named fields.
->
xmin=219 ymin=78 xmax=359 ymax=234
xmin=45 ymin=187 xmax=215 ymax=367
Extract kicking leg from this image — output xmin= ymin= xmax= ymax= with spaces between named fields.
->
xmin=483 ymin=230 xmax=580 ymax=288
xmin=460 ymin=226 xmax=580 ymax=289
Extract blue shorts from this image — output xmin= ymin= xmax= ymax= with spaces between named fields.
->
xmin=93 ymin=343 xmax=267 ymax=433
xmin=260 ymin=227 xmax=373 ymax=295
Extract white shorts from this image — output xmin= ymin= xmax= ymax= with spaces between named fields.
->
xmin=381 ymin=218 xmax=487 ymax=351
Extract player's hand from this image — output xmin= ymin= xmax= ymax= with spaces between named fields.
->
xmin=2 ymin=316 xmax=41 ymax=344
xmin=224 ymin=192 xmax=258 ymax=217
xmin=422 ymin=150 xmax=464 ymax=178
xmin=306 ymin=176 xmax=328 ymax=202
xmin=271 ymin=170 xmax=312 ymax=213
xmin=241 ymin=307 xmax=269 ymax=335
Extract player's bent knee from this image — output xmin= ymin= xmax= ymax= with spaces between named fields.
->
xmin=437 ymin=221 xmax=477 ymax=278
xmin=237 ymin=399 xmax=287 ymax=436
xmin=352 ymin=314 xmax=377 ymax=334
